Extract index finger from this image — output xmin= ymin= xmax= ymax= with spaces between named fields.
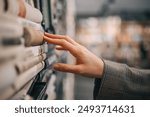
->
xmin=44 ymin=36 xmax=78 ymax=56
xmin=44 ymin=32 xmax=77 ymax=45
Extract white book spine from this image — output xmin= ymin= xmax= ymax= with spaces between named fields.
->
xmin=6 ymin=0 xmax=19 ymax=16
xmin=0 ymin=62 xmax=17 ymax=90
xmin=13 ymin=62 xmax=45 ymax=90
xmin=0 ymin=62 xmax=45 ymax=99
xmin=0 ymin=45 xmax=25 ymax=62
xmin=23 ymin=26 xmax=44 ymax=47
xmin=24 ymin=2 xmax=43 ymax=23
xmin=24 ymin=46 xmax=44 ymax=57
xmin=17 ymin=17 xmax=44 ymax=31
xmin=0 ymin=0 xmax=4 ymax=14
xmin=11 ymin=79 xmax=33 ymax=100
xmin=0 ymin=14 xmax=23 ymax=39
xmin=1 ymin=0 xmax=43 ymax=23
xmin=15 ymin=53 xmax=46 ymax=74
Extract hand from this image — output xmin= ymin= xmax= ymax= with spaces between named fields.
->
xmin=44 ymin=33 xmax=104 ymax=78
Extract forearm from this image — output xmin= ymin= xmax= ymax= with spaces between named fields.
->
xmin=94 ymin=60 xmax=150 ymax=100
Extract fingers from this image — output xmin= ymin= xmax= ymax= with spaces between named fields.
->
xmin=45 ymin=32 xmax=66 ymax=39
xmin=53 ymin=63 xmax=80 ymax=74
xmin=44 ymin=36 xmax=63 ymax=45
xmin=55 ymin=46 xmax=67 ymax=50
xmin=44 ymin=36 xmax=78 ymax=56
xmin=44 ymin=32 xmax=77 ymax=45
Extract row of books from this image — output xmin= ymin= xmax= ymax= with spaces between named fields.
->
xmin=0 ymin=0 xmax=42 ymax=23
xmin=0 ymin=0 xmax=58 ymax=99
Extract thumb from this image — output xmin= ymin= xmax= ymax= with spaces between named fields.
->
xmin=53 ymin=63 xmax=80 ymax=74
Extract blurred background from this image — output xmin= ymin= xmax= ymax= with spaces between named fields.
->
xmin=74 ymin=0 xmax=150 ymax=99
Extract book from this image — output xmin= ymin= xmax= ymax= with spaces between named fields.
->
xmin=23 ymin=26 xmax=44 ymax=47
xmin=27 ymin=81 xmax=47 ymax=100
xmin=0 ymin=62 xmax=17 ymax=91
xmin=0 ymin=14 xmax=23 ymax=39
xmin=4 ymin=0 xmax=19 ymax=16
xmin=15 ymin=53 xmax=46 ymax=74
xmin=41 ymin=43 xmax=49 ymax=53
xmin=24 ymin=1 xmax=43 ymax=23
xmin=10 ymin=79 xmax=34 ymax=100
xmin=27 ymin=0 xmax=35 ymax=7
xmin=0 ymin=0 xmax=4 ymax=14
xmin=23 ymin=45 xmax=47 ymax=58
xmin=0 ymin=14 xmax=43 ymax=40
xmin=13 ymin=62 xmax=45 ymax=92
xmin=0 ymin=37 xmax=23 ymax=46
xmin=44 ymin=54 xmax=57 ymax=69
xmin=0 ymin=44 xmax=48 ymax=63
xmin=0 ymin=62 xmax=45 ymax=99
xmin=0 ymin=45 xmax=24 ymax=62
xmin=18 ymin=17 xmax=43 ymax=31
xmin=1 ymin=0 xmax=43 ymax=23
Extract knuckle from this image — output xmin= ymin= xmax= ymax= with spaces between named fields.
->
xmin=76 ymin=66 xmax=84 ymax=74
xmin=76 ymin=46 xmax=84 ymax=55
xmin=73 ymin=47 xmax=80 ymax=55
xmin=65 ymin=36 xmax=72 ymax=42
xmin=61 ymin=40 xmax=67 ymax=46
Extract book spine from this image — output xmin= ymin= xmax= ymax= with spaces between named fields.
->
xmin=24 ymin=2 xmax=43 ymax=23
xmin=24 ymin=45 xmax=46 ymax=58
xmin=0 ymin=14 xmax=23 ymax=39
xmin=5 ymin=0 xmax=19 ymax=16
xmin=14 ymin=62 xmax=45 ymax=91
xmin=10 ymin=79 xmax=34 ymax=100
xmin=44 ymin=54 xmax=57 ymax=69
xmin=17 ymin=17 xmax=43 ymax=31
xmin=0 ymin=37 xmax=23 ymax=46
xmin=15 ymin=53 xmax=46 ymax=74
xmin=23 ymin=26 xmax=44 ymax=47
xmin=0 ymin=45 xmax=24 ymax=61
xmin=0 ymin=62 xmax=45 ymax=99
xmin=0 ymin=0 xmax=4 ymax=14
xmin=1 ymin=0 xmax=43 ymax=23
xmin=0 ymin=62 xmax=17 ymax=90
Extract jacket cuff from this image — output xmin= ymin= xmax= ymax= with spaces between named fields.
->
xmin=96 ymin=60 xmax=127 ymax=99
xmin=94 ymin=60 xmax=145 ymax=99
xmin=94 ymin=60 xmax=128 ymax=99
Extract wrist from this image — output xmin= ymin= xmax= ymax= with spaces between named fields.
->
xmin=98 ymin=58 xmax=104 ymax=78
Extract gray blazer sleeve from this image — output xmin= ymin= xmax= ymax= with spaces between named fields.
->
xmin=94 ymin=60 xmax=150 ymax=100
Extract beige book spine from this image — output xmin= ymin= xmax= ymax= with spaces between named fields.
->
xmin=0 ymin=45 xmax=24 ymax=62
xmin=13 ymin=62 xmax=45 ymax=90
xmin=23 ymin=26 xmax=44 ymax=47
xmin=1 ymin=0 xmax=42 ymax=23
xmin=24 ymin=2 xmax=43 ymax=23
xmin=0 ymin=62 xmax=17 ymax=90
xmin=10 ymin=79 xmax=34 ymax=100
xmin=0 ymin=14 xmax=23 ymax=39
xmin=24 ymin=46 xmax=44 ymax=58
xmin=0 ymin=62 xmax=45 ymax=99
xmin=15 ymin=54 xmax=46 ymax=74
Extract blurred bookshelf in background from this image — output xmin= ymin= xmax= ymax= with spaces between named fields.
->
xmin=76 ymin=16 xmax=150 ymax=69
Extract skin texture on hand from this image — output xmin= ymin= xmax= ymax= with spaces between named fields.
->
xmin=44 ymin=33 xmax=104 ymax=78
